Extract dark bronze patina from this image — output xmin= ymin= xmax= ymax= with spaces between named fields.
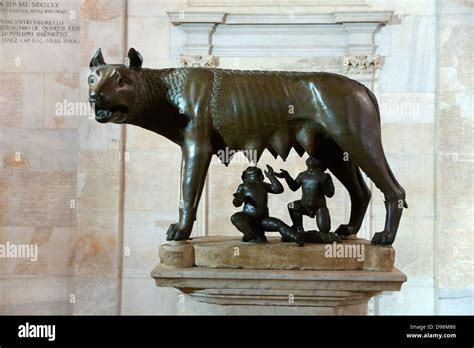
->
xmin=231 ymin=165 xmax=304 ymax=245
xmin=276 ymin=157 xmax=340 ymax=244
xmin=89 ymin=48 xmax=407 ymax=245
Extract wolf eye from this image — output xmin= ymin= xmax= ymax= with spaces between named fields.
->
xmin=117 ymin=77 xmax=124 ymax=86
xmin=88 ymin=76 xmax=96 ymax=85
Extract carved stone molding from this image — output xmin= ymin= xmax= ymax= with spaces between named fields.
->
xmin=168 ymin=11 xmax=392 ymax=62
xmin=189 ymin=0 xmax=370 ymax=6
xmin=181 ymin=23 xmax=217 ymax=55
xmin=343 ymin=55 xmax=382 ymax=74
xmin=168 ymin=12 xmax=226 ymax=25
xmin=180 ymin=54 xmax=219 ymax=68
xmin=168 ymin=11 xmax=393 ymax=25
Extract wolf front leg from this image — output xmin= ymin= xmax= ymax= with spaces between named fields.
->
xmin=166 ymin=141 xmax=213 ymax=241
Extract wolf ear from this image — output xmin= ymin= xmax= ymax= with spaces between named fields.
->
xmin=126 ymin=48 xmax=143 ymax=70
xmin=90 ymin=48 xmax=106 ymax=68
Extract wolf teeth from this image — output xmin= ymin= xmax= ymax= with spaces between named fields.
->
xmin=96 ymin=109 xmax=112 ymax=118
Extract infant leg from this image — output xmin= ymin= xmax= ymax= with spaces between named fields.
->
xmin=262 ymin=217 xmax=304 ymax=246
xmin=231 ymin=212 xmax=258 ymax=242
xmin=316 ymin=207 xmax=331 ymax=233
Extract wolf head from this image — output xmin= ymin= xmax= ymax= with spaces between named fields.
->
xmin=88 ymin=48 xmax=143 ymax=124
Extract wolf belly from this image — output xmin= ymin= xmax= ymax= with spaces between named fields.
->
xmin=208 ymin=69 xmax=338 ymax=161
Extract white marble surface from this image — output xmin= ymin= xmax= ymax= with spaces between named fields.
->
xmin=376 ymin=16 xmax=437 ymax=93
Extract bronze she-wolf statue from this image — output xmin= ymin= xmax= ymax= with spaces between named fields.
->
xmin=88 ymin=48 xmax=407 ymax=245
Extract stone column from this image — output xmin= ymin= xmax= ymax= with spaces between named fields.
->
xmin=73 ymin=0 xmax=127 ymax=315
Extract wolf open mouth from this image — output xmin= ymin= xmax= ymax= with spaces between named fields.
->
xmin=95 ymin=106 xmax=128 ymax=123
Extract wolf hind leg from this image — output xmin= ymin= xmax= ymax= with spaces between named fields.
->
xmin=331 ymin=135 xmax=406 ymax=245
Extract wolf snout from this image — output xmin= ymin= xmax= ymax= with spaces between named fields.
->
xmin=89 ymin=91 xmax=104 ymax=102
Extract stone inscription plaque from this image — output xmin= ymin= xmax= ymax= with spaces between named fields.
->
xmin=0 ymin=0 xmax=80 ymax=72
xmin=0 ymin=1 xmax=80 ymax=45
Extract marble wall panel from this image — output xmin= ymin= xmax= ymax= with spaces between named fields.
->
xmin=121 ymin=278 xmax=178 ymax=315
xmin=43 ymin=72 xmax=84 ymax=130
xmin=72 ymin=276 xmax=119 ymax=315
xmin=124 ymin=151 xmax=181 ymax=212
xmin=0 ymin=73 xmax=44 ymax=128
xmin=376 ymin=276 xmax=436 ymax=315
xmin=0 ymin=226 xmax=34 ymax=275
xmin=435 ymin=0 xmax=474 ymax=299
xmin=72 ymin=0 xmax=127 ymax=315
xmin=376 ymin=16 xmax=437 ymax=93
xmin=126 ymin=126 xmax=179 ymax=153
xmin=0 ymin=276 xmax=74 ymax=315
xmin=122 ymin=210 xmax=174 ymax=277
xmin=0 ymin=0 xmax=83 ymax=314
xmin=438 ymin=288 xmax=474 ymax=315
xmin=370 ymin=154 xmax=435 ymax=218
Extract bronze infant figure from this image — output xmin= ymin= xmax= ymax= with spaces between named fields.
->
xmin=89 ymin=48 xmax=407 ymax=245
xmin=277 ymin=157 xmax=334 ymax=234
xmin=231 ymin=165 xmax=304 ymax=246
xmin=277 ymin=156 xmax=340 ymax=244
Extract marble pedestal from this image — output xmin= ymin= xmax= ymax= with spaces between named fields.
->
xmin=151 ymin=237 xmax=406 ymax=315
